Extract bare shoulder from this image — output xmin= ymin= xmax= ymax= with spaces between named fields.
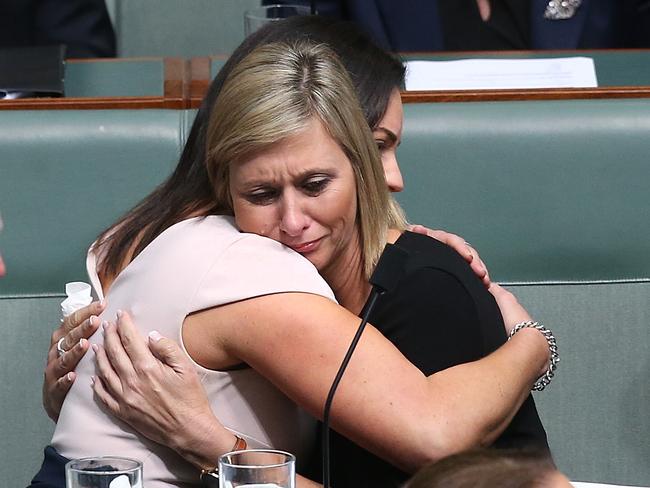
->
xmin=183 ymin=292 xmax=350 ymax=371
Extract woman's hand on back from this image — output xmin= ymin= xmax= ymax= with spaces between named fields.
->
xmin=408 ymin=225 xmax=490 ymax=287
xmin=43 ymin=300 xmax=104 ymax=421
xmin=91 ymin=311 xmax=237 ymax=470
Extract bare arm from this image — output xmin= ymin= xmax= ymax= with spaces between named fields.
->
xmin=94 ymin=286 xmax=546 ymax=476
xmin=186 ymin=291 xmax=547 ymax=472
xmin=93 ymin=315 xmax=322 ymax=488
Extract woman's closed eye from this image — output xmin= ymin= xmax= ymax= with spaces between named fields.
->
xmin=375 ymin=139 xmax=388 ymax=151
xmin=376 ymin=138 xmax=400 ymax=152
xmin=245 ymin=187 xmax=279 ymax=205
xmin=302 ymin=176 xmax=331 ymax=196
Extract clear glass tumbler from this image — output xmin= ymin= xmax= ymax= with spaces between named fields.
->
xmin=65 ymin=456 xmax=143 ymax=488
xmin=219 ymin=449 xmax=295 ymax=488
xmin=244 ymin=5 xmax=312 ymax=36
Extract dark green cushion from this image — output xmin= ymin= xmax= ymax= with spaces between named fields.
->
xmin=2 ymin=98 xmax=649 ymax=487
xmin=512 ymin=281 xmax=650 ymax=486
xmin=0 ymin=110 xmax=192 ymax=296
xmin=65 ymin=59 xmax=164 ymax=98
xmin=0 ymin=297 xmax=59 ymax=486
xmin=397 ymin=99 xmax=650 ymax=283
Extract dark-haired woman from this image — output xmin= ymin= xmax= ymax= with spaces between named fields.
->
xmin=38 ymin=15 xmax=543 ymax=488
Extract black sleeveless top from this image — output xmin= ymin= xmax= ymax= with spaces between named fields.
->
xmin=438 ymin=0 xmax=530 ymax=50
xmin=328 ymin=231 xmax=549 ymax=487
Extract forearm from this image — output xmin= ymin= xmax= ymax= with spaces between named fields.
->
xmin=419 ymin=328 xmax=548 ymax=460
xmin=172 ymin=413 xmax=322 ymax=487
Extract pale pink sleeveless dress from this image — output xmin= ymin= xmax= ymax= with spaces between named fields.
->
xmin=52 ymin=215 xmax=335 ymax=487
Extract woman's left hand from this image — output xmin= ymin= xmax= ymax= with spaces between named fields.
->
xmin=92 ymin=311 xmax=236 ymax=468
xmin=408 ymin=225 xmax=490 ymax=287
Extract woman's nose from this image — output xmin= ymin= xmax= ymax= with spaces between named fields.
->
xmin=279 ymin=198 xmax=309 ymax=237
xmin=384 ymin=155 xmax=404 ymax=193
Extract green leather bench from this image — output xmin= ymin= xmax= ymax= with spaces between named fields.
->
xmin=1 ymin=99 xmax=649 ymax=486
xmin=397 ymin=99 xmax=650 ymax=486
xmin=0 ymin=109 xmax=194 ymax=485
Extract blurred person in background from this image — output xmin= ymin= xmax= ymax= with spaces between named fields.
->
xmin=404 ymin=448 xmax=572 ymax=488
xmin=266 ymin=0 xmax=650 ymax=51
xmin=0 ymin=0 xmax=116 ymax=58
xmin=40 ymin=17 xmax=554 ymax=488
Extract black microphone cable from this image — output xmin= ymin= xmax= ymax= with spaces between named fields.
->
xmin=322 ymin=243 xmax=409 ymax=488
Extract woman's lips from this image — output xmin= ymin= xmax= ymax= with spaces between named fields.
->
xmin=288 ymin=238 xmax=322 ymax=254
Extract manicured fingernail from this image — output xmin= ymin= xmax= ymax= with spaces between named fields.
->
xmin=99 ymin=299 xmax=106 ymax=307
xmin=116 ymin=309 xmax=123 ymax=319
xmin=88 ymin=316 xmax=96 ymax=326
xmin=90 ymin=376 xmax=95 ymax=386
xmin=148 ymin=330 xmax=162 ymax=342
xmin=101 ymin=320 xmax=109 ymax=331
xmin=79 ymin=338 xmax=87 ymax=348
xmin=91 ymin=343 xmax=99 ymax=353
xmin=67 ymin=372 xmax=73 ymax=382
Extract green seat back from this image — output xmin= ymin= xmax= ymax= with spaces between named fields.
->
xmin=2 ymin=97 xmax=650 ymax=486
xmin=0 ymin=109 xmax=193 ymax=485
xmin=113 ymin=0 xmax=260 ymax=57
xmin=397 ymin=99 xmax=650 ymax=283
xmin=0 ymin=110 xmax=193 ymax=297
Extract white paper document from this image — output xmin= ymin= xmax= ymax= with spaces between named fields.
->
xmin=404 ymin=57 xmax=598 ymax=91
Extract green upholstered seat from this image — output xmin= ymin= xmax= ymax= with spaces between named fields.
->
xmin=397 ymin=99 xmax=650 ymax=283
xmin=65 ymin=59 xmax=165 ymax=98
xmin=0 ymin=109 xmax=193 ymax=485
xmin=513 ymin=282 xmax=650 ymax=485
xmin=112 ymin=0 xmax=260 ymax=57
xmin=1 ymin=98 xmax=649 ymax=486
xmin=395 ymin=99 xmax=650 ymax=486
xmin=0 ymin=110 xmax=193 ymax=297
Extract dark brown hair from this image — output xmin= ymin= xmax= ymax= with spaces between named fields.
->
xmin=95 ymin=16 xmax=405 ymax=282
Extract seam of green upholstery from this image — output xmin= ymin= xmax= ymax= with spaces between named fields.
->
xmin=0 ymin=293 xmax=66 ymax=300
xmin=500 ymin=278 xmax=650 ymax=287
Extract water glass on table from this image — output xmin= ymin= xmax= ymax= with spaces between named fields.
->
xmin=244 ymin=4 xmax=312 ymax=37
xmin=65 ymin=457 xmax=142 ymax=488
xmin=219 ymin=449 xmax=295 ymax=488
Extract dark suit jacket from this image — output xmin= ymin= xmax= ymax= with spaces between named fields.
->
xmin=268 ymin=0 xmax=650 ymax=51
xmin=0 ymin=0 xmax=116 ymax=58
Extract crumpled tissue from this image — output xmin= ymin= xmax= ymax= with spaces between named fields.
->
xmin=60 ymin=281 xmax=93 ymax=317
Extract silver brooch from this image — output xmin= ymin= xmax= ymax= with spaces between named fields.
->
xmin=544 ymin=0 xmax=582 ymax=20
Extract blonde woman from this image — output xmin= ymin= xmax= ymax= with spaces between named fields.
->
xmin=31 ymin=41 xmax=551 ymax=488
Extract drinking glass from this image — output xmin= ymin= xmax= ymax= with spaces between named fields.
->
xmin=219 ymin=449 xmax=295 ymax=488
xmin=65 ymin=457 xmax=143 ymax=488
xmin=244 ymin=5 xmax=312 ymax=36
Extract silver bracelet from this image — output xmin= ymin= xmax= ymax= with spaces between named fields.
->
xmin=508 ymin=321 xmax=559 ymax=391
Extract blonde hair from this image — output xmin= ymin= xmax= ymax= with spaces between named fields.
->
xmin=205 ymin=40 xmax=406 ymax=278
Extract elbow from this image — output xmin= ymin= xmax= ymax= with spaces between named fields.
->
xmin=410 ymin=412 xmax=497 ymax=470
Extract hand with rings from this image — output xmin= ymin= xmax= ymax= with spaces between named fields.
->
xmin=43 ymin=300 xmax=106 ymax=421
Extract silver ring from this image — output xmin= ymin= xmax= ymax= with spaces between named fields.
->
xmin=56 ymin=337 xmax=67 ymax=357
